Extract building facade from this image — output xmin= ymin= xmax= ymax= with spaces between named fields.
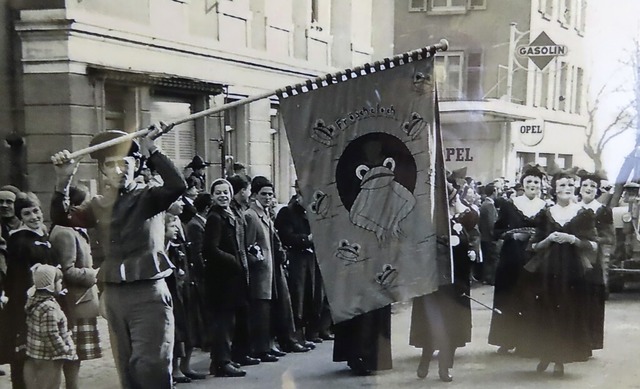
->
xmin=0 ymin=0 xmax=394 ymax=205
xmin=395 ymin=0 xmax=590 ymax=185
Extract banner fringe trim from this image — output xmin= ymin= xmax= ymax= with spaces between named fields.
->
xmin=277 ymin=40 xmax=448 ymax=98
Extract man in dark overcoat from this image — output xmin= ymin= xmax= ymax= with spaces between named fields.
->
xmin=478 ymin=183 xmax=499 ymax=285
xmin=274 ymin=186 xmax=324 ymax=344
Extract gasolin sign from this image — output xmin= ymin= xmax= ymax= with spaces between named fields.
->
xmin=517 ymin=32 xmax=567 ymax=70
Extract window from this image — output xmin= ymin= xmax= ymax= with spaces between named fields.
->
xmin=537 ymin=152 xmax=555 ymax=169
xmin=103 ymin=83 xmax=139 ymax=134
xmin=151 ymin=95 xmax=196 ymax=172
xmin=539 ymin=69 xmax=550 ymax=108
xmin=311 ymin=0 xmax=331 ymax=31
xmin=104 ymin=84 xmax=127 ymax=131
xmin=308 ymin=0 xmax=332 ymax=64
xmin=409 ymin=0 xmax=427 ymax=12
xmin=467 ymin=0 xmax=486 ymax=10
xmin=559 ymin=0 xmax=571 ymax=27
xmin=575 ymin=0 xmax=587 ymax=33
xmin=558 ymin=62 xmax=568 ymax=111
xmin=351 ymin=0 xmax=372 ymax=48
xmin=539 ymin=0 xmax=554 ymax=19
xmin=557 ymin=154 xmax=573 ymax=169
xmin=150 ymin=0 xmax=188 ymax=38
xmin=266 ymin=0 xmax=293 ymax=57
xmin=466 ymin=52 xmax=482 ymax=100
xmin=573 ymin=67 xmax=584 ymax=114
xmin=435 ymin=52 xmax=463 ymax=99
xmin=432 ymin=0 xmax=467 ymax=8
xmin=266 ymin=0 xmax=293 ymax=29
xmin=351 ymin=0 xmax=373 ymax=64
xmin=430 ymin=0 xmax=467 ymax=12
xmin=217 ymin=0 xmax=252 ymax=48
xmin=517 ymin=152 xmax=536 ymax=173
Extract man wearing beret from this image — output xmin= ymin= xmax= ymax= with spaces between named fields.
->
xmin=51 ymin=125 xmax=186 ymax=389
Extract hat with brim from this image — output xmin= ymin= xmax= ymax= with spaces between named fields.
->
xmin=448 ymin=167 xmax=467 ymax=181
xmin=186 ymin=155 xmax=212 ymax=169
xmin=89 ymin=130 xmax=139 ymax=161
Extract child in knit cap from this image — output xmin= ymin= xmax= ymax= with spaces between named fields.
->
xmin=24 ymin=264 xmax=77 ymax=389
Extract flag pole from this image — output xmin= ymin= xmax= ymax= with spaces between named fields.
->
xmin=63 ymin=39 xmax=449 ymax=160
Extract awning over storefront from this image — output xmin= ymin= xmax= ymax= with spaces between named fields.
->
xmin=439 ymin=99 xmax=537 ymax=124
xmin=87 ymin=65 xmax=225 ymax=94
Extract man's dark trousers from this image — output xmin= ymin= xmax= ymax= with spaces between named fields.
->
xmin=103 ymin=279 xmax=174 ymax=389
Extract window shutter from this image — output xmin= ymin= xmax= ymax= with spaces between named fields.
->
xmin=150 ymin=98 xmax=196 ymax=171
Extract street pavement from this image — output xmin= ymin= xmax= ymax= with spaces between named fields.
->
xmin=2 ymin=283 xmax=640 ymax=388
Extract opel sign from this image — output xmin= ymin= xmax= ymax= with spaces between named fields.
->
xmin=513 ymin=120 xmax=545 ymax=147
xmin=517 ymin=32 xmax=567 ymax=70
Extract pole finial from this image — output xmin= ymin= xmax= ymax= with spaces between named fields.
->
xmin=437 ymin=39 xmax=449 ymax=52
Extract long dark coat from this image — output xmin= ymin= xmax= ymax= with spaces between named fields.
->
xmin=274 ymin=198 xmax=320 ymax=325
xmin=244 ymin=202 xmax=276 ymax=300
xmin=202 ymin=206 xmax=249 ymax=311
xmin=184 ymin=214 xmax=208 ymax=347
xmin=410 ymin=208 xmax=475 ymax=352
xmin=0 ymin=228 xmax=53 ymax=363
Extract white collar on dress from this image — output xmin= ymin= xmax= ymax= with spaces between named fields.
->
xmin=549 ymin=202 xmax=582 ymax=226
xmin=578 ymin=200 xmax=603 ymax=212
xmin=9 ymin=224 xmax=46 ymax=237
xmin=512 ymin=195 xmax=547 ymax=218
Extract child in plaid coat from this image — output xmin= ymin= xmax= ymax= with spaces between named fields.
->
xmin=24 ymin=264 xmax=77 ymax=389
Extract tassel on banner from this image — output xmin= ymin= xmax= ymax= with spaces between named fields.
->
xmin=56 ymin=39 xmax=448 ymax=159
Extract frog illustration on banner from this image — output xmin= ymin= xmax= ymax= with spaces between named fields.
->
xmin=335 ymin=132 xmax=417 ymax=243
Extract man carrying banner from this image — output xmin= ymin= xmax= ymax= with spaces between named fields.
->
xmin=50 ymin=125 xmax=186 ymax=389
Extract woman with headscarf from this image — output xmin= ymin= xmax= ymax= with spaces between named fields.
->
xmin=577 ymin=170 xmax=612 ymax=351
xmin=410 ymin=178 xmax=476 ymax=382
xmin=524 ymin=170 xmax=597 ymax=377
xmin=488 ymin=165 xmax=547 ymax=355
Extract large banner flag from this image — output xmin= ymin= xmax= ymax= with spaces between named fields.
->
xmin=279 ymin=51 xmax=451 ymax=323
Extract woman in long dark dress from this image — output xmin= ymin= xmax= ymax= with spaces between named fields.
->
xmin=332 ymin=305 xmax=392 ymax=375
xmin=488 ymin=166 xmax=547 ymax=354
xmin=409 ymin=180 xmax=476 ymax=382
xmin=577 ymin=171 xmax=612 ymax=350
xmin=524 ymin=171 xmax=597 ymax=377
